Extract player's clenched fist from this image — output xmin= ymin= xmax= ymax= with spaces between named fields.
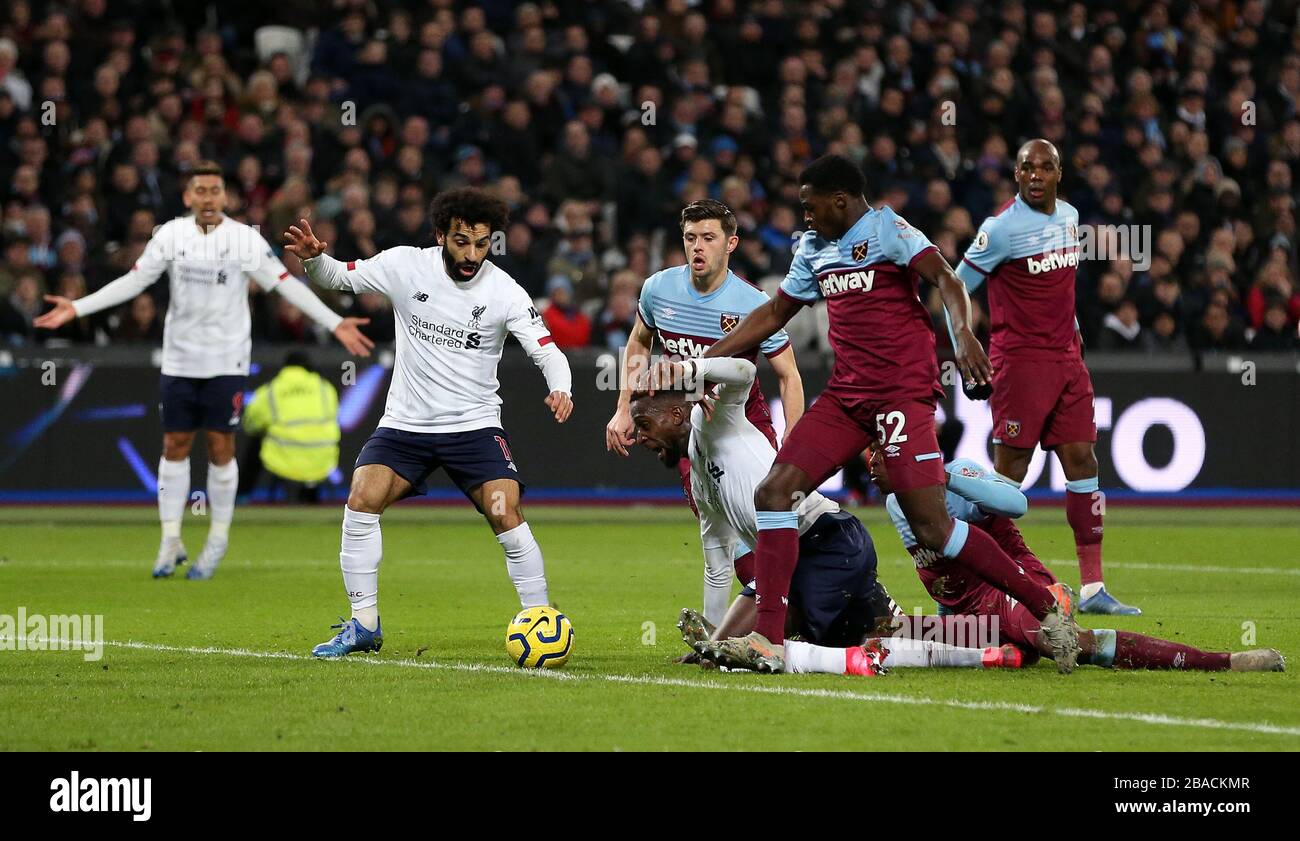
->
xmin=605 ymin=407 xmax=636 ymax=456
xmin=284 ymin=218 xmax=328 ymax=260
xmin=545 ymin=391 xmax=573 ymax=423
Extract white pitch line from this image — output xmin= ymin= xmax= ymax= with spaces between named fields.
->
xmin=19 ymin=637 xmax=1300 ymax=740
xmin=878 ymin=555 xmax=1300 ymax=577
xmin=1099 ymin=561 xmax=1300 ymax=577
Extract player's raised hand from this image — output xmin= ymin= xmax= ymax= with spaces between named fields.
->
xmin=284 ymin=218 xmax=328 ymax=261
xmin=953 ymin=327 xmax=994 ymax=388
xmin=605 ymin=407 xmax=636 ymax=456
xmin=32 ymin=295 xmax=77 ymax=330
xmin=332 ymin=317 xmax=375 ymax=357
xmin=545 ymin=391 xmax=573 ymax=423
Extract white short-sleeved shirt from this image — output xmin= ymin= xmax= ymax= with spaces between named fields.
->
xmin=340 ymin=247 xmax=558 ymax=433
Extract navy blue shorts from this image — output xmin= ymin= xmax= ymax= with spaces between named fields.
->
xmin=159 ymin=374 xmax=246 ymax=432
xmin=789 ymin=511 xmax=894 ymax=646
xmin=354 ymin=426 xmax=524 ymax=499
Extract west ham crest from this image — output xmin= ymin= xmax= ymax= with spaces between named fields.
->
xmin=851 ymin=241 xmax=868 ymax=262
xmin=1004 ymin=419 xmax=1022 ymax=439
xmin=720 ymin=312 xmax=742 ymax=333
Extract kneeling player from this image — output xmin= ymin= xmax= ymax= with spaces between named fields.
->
xmin=287 ymin=189 xmax=574 ymax=657
xmin=631 ymin=357 xmax=1017 ymax=675
xmin=871 ymin=449 xmax=1285 ymax=673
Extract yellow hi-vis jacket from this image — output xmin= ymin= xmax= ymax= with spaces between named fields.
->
xmin=242 ymin=365 xmax=340 ymax=483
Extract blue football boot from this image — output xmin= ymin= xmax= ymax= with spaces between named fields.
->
xmin=311 ymin=617 xmax=383 ymax=658
xmin=1078 ymin=586 xmax=1142 ymax=616
xmin=152 ymin=537 xmax=188 ymax=578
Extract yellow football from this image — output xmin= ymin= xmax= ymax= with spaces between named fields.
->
xmin=505 ymin=605 xmax=574 ymax=669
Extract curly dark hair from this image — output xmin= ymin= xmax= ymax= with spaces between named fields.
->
xmin=428 ymin=187 xmax=509 ymax=235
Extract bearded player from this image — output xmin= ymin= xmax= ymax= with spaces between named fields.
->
xmin=605 ymin=199 xmax=804 ymax=625
xmin=869 ymin=447 xmax=1284 ymax=673
xmin=34 ymin=161 xmax=373 ymax=579
xmin=951 ymin=139 xmax=1138 ymax=616
xmin=285 ymin=188 xmax=573 ymax=658
xmin=698 ymin=154 xmax=1080 ymax=674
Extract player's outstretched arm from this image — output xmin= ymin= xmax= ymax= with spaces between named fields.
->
xmin=261 ymin=223 xmax=374 ymax=357
xmin=915 ymin=250 xmax=993 ymax=387
xmin=606 ymin=314 xmax=653 ymax=456
xmin=702 ymin=296 xmax=801 ymax=360
xmin=34 ymin=237 xmax=168 ymax=330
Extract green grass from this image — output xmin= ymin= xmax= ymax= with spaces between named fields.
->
xmin=0 ymin=504 xmax=1297 ymax=751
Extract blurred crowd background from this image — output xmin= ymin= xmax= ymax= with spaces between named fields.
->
xmin=2 ymin=0 xmax=1300 ymax=357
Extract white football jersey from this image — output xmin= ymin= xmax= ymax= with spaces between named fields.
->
xmin=72 ymin=216 xmax=316 ymax=378
xmin=688 ymin=358 xmax=839 ymax=562
xmin=309 ymin=247 xmax=571 ymax=434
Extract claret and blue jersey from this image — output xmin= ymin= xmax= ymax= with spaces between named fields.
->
xmin=637 ymin=264 xmax=790 ymax=428
xmin=955 ymin=194 xmax=1082 ymax=360
xmin=777 ymin=204 xmax=941 ymax=400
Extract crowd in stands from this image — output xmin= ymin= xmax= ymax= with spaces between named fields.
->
xmin=2 ymin=0 xmax=1299 ymax=355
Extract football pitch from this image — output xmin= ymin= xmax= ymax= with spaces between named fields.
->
xmin=1 ymin=504 xmax=1296 ymax=752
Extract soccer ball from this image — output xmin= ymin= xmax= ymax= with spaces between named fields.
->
xmin=505 ymin=606 xmax=574 ymax=669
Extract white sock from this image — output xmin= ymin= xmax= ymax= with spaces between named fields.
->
xmin=352 ymin=605 xmax=379 ymax=631
xmin=206 ymin=460 xmax=238 ymax=542
xmin=497 ymin=522 xmax=549 ymax=607
xmin=783 ymin=639 xmax=847 ymax=674
xmin=1079 ymin=582 xmax=1104 ymax=601
xmin=877 ymin=638 xmax=985 ymax=668
xmin=340 ymin=506 xmax=382 ymax=630
xmin=158 ymin=457 xmax=189 ymax=540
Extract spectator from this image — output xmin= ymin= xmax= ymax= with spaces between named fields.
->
xmin=597 ymin=272 xmax=639 ymax=349
xmin=1098 ymin=299 xmax=1143 ymax=351
xmin=1249 ymin=302 xmax=1300 ymax=350
xmin=1142 ymin=310 xmax=1190 ymax=354
xmin=1192 ymin=302 xmax=1247 ymax=351
xmin=113 ymin=293 xmax=163 ymax=344
xmin=541 ymin=275 xmax=591 ymax=349
xmin=0 ymin=269 xmax=42 ymax=344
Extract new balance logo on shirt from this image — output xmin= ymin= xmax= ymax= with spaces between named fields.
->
xmin=412 ymin=291 xmax=429 ymax=302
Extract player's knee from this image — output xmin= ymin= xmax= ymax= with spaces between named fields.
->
xmin=1075 ymin=450 xmax=1099 ymax=477
xmin=346 ymin=486 xmax=385 ymax=514
xmin=487 ymin=506 xmax=524 ymax=533
xmin=163 ymin=436 xmax=192 ymax=461
xmin=754 ymin=476 xmax=796 ymax=512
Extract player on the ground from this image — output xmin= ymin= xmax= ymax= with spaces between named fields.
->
xmin=630 ymin=357 xmax=1023 ymax=675
xmin=697 ymin=154 xmax=1080 ymax=673
xmin=286 ymin=188 xmax=573 ymax=658
xmin=870 ymin=448 xmax=1284 ymax=672
xmin=951 ymin=139 xmax=1138 ymax=616
xmin=605 ymin=200 xmax=804 ymax=625
xmin=34 ymin=160 xmax=373 ymax=580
